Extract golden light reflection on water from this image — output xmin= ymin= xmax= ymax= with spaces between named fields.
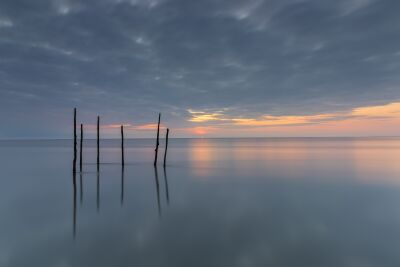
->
xmin=187 ymin=138 xmax=400 ymax=183
xmin=229 ymin=141 xmax=315 ymax=177
xmin=187 ymin=139 xmax=338 ymax=179
xmin=352 ymin=138 xmax=400 ymax=184
xmin=188 ymin=139 xmax=216 ymax=178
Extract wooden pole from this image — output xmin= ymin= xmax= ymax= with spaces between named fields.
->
xmin=80 ymin=124 xmax=83 ymax=172
xmin=121 ymin=125 xmax=125 ymax=167
xmin=154 ymin=113 xmax=161 ymax=166
xmin=73 ymin=108 xmax=77 ymax=173
xmin=97 ymin=116 xmax=100 ymax=171
xmin=163 ymin=128 xmax=169 ymax=167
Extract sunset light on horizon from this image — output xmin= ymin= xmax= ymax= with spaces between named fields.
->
xmin=72 ymin=101 xmax=400 ymax=138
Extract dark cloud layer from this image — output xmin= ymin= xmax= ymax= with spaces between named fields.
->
xmin=0 ymin=0 xmax=399 ymax=137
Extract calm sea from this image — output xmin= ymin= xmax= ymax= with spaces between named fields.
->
xmin=1 ymin=138 xmax=400 ymax=266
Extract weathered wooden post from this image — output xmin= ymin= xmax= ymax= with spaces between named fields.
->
xmin=97 ymin=116 xmax=100 ymax=171
xmin=73 ymin=108 xmax=77 ymax=173
xmin=121 ymin=125 xmax=125 ymax=167
xmin=163 ymin=128 xmax=169 ymax=167
xmin=80 ymin=124 xmax=83 ymax=172
xmin=154 ymin=113 xmax=161 ymax=166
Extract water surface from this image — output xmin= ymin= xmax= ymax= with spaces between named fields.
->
xmin=1 ymin=138 xmax=400 ymax=266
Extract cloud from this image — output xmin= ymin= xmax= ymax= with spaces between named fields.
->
xmin=113 ymin=0 xmax=165 ymax=9
xmin=0 ymin=17 xmax=13 ymax=27
xmin=187 ymin=109 xmax=229 ymax=123
xmin=132 ymin=123 xmax=164 ymax=130
xmin=232 ymin=114 xmax=340 ymax=127
xmin=340 ymin=0 xmax=375 ymax=16
xmin=0 ymin=0 xmax=400 ymax=137
xmin=84 ymin=123 xmax=164 ymax=131
xmin=187 ymin=102 xmax=400 ymax=127
xmin=352 ymin=102 xmax=400 ymax=118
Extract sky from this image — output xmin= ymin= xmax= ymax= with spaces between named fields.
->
xmin=1 ymin=0 xmax=400 ymax=138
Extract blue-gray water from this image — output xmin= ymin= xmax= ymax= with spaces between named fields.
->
xmin=1 ymin=138 xmax=400 ymax=267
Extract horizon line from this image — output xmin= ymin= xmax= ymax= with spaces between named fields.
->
xmin=1 ymin=136 xmax=400 ymax=141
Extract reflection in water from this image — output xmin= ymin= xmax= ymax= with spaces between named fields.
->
xmin=121 ymin=166 xmax=124 ymax=206
xmin=71 ymin=165 xmax=173 ymax=238
xmin=79 ymin=172 xmax=83 ymax=206
xmin=189 ymin=139 xmax=215 ymax=177
xmin=6 ymin=138 xmax=400 ymax=267
xmin=72 ymin=172 xmax=77 ymax=239
xmin=163 ymin=166 xmax=169 ymax=205
xmin=154 ymin=166 xmax=161 ymax=217
xmin=352 ymin=139 xmax=400 ymax=184
xmin=97 ymin=171 xmax=100 ymax=213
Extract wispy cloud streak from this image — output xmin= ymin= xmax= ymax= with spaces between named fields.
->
xmin=188 ymin=102 xmax=400 ymax=127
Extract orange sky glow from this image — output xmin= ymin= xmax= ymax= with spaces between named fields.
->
xmin=184 ymin=102 xmax=400 ymax=137
xmin=81 ymin=102 xmax=400 ymax=138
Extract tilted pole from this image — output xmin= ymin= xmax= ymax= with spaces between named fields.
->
xmin=121 ymin=125 xmax=125 ymax=167
xmin=73 ymin=108 xmax=77 ymax=173
xmin=80 ymin=124 xmax=83 ymax=172
xmin=97 ymin=116 xmax=100 ymax=171
xmin=154 ymin=113 xmax=161 ymax=166
xmin=163 ymin=128 xmax=169 ymax=167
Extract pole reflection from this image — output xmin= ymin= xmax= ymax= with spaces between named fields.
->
xmin=121 ymin=166 xmax=124 ymax=206
xmin=163 ymin=166 xmax=169 ymax=205
xmin=72 ymin=172 xmax=77 ymax=239
xmin=154 ymin=166 xmax=161 ymax=217
xmin=70 ymin=165 xmax=172 ymax=234
xmin=80 ymin=172 xmax=83 ymax=206
xmin=97 ymin=170 xmax=100 ymax=213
